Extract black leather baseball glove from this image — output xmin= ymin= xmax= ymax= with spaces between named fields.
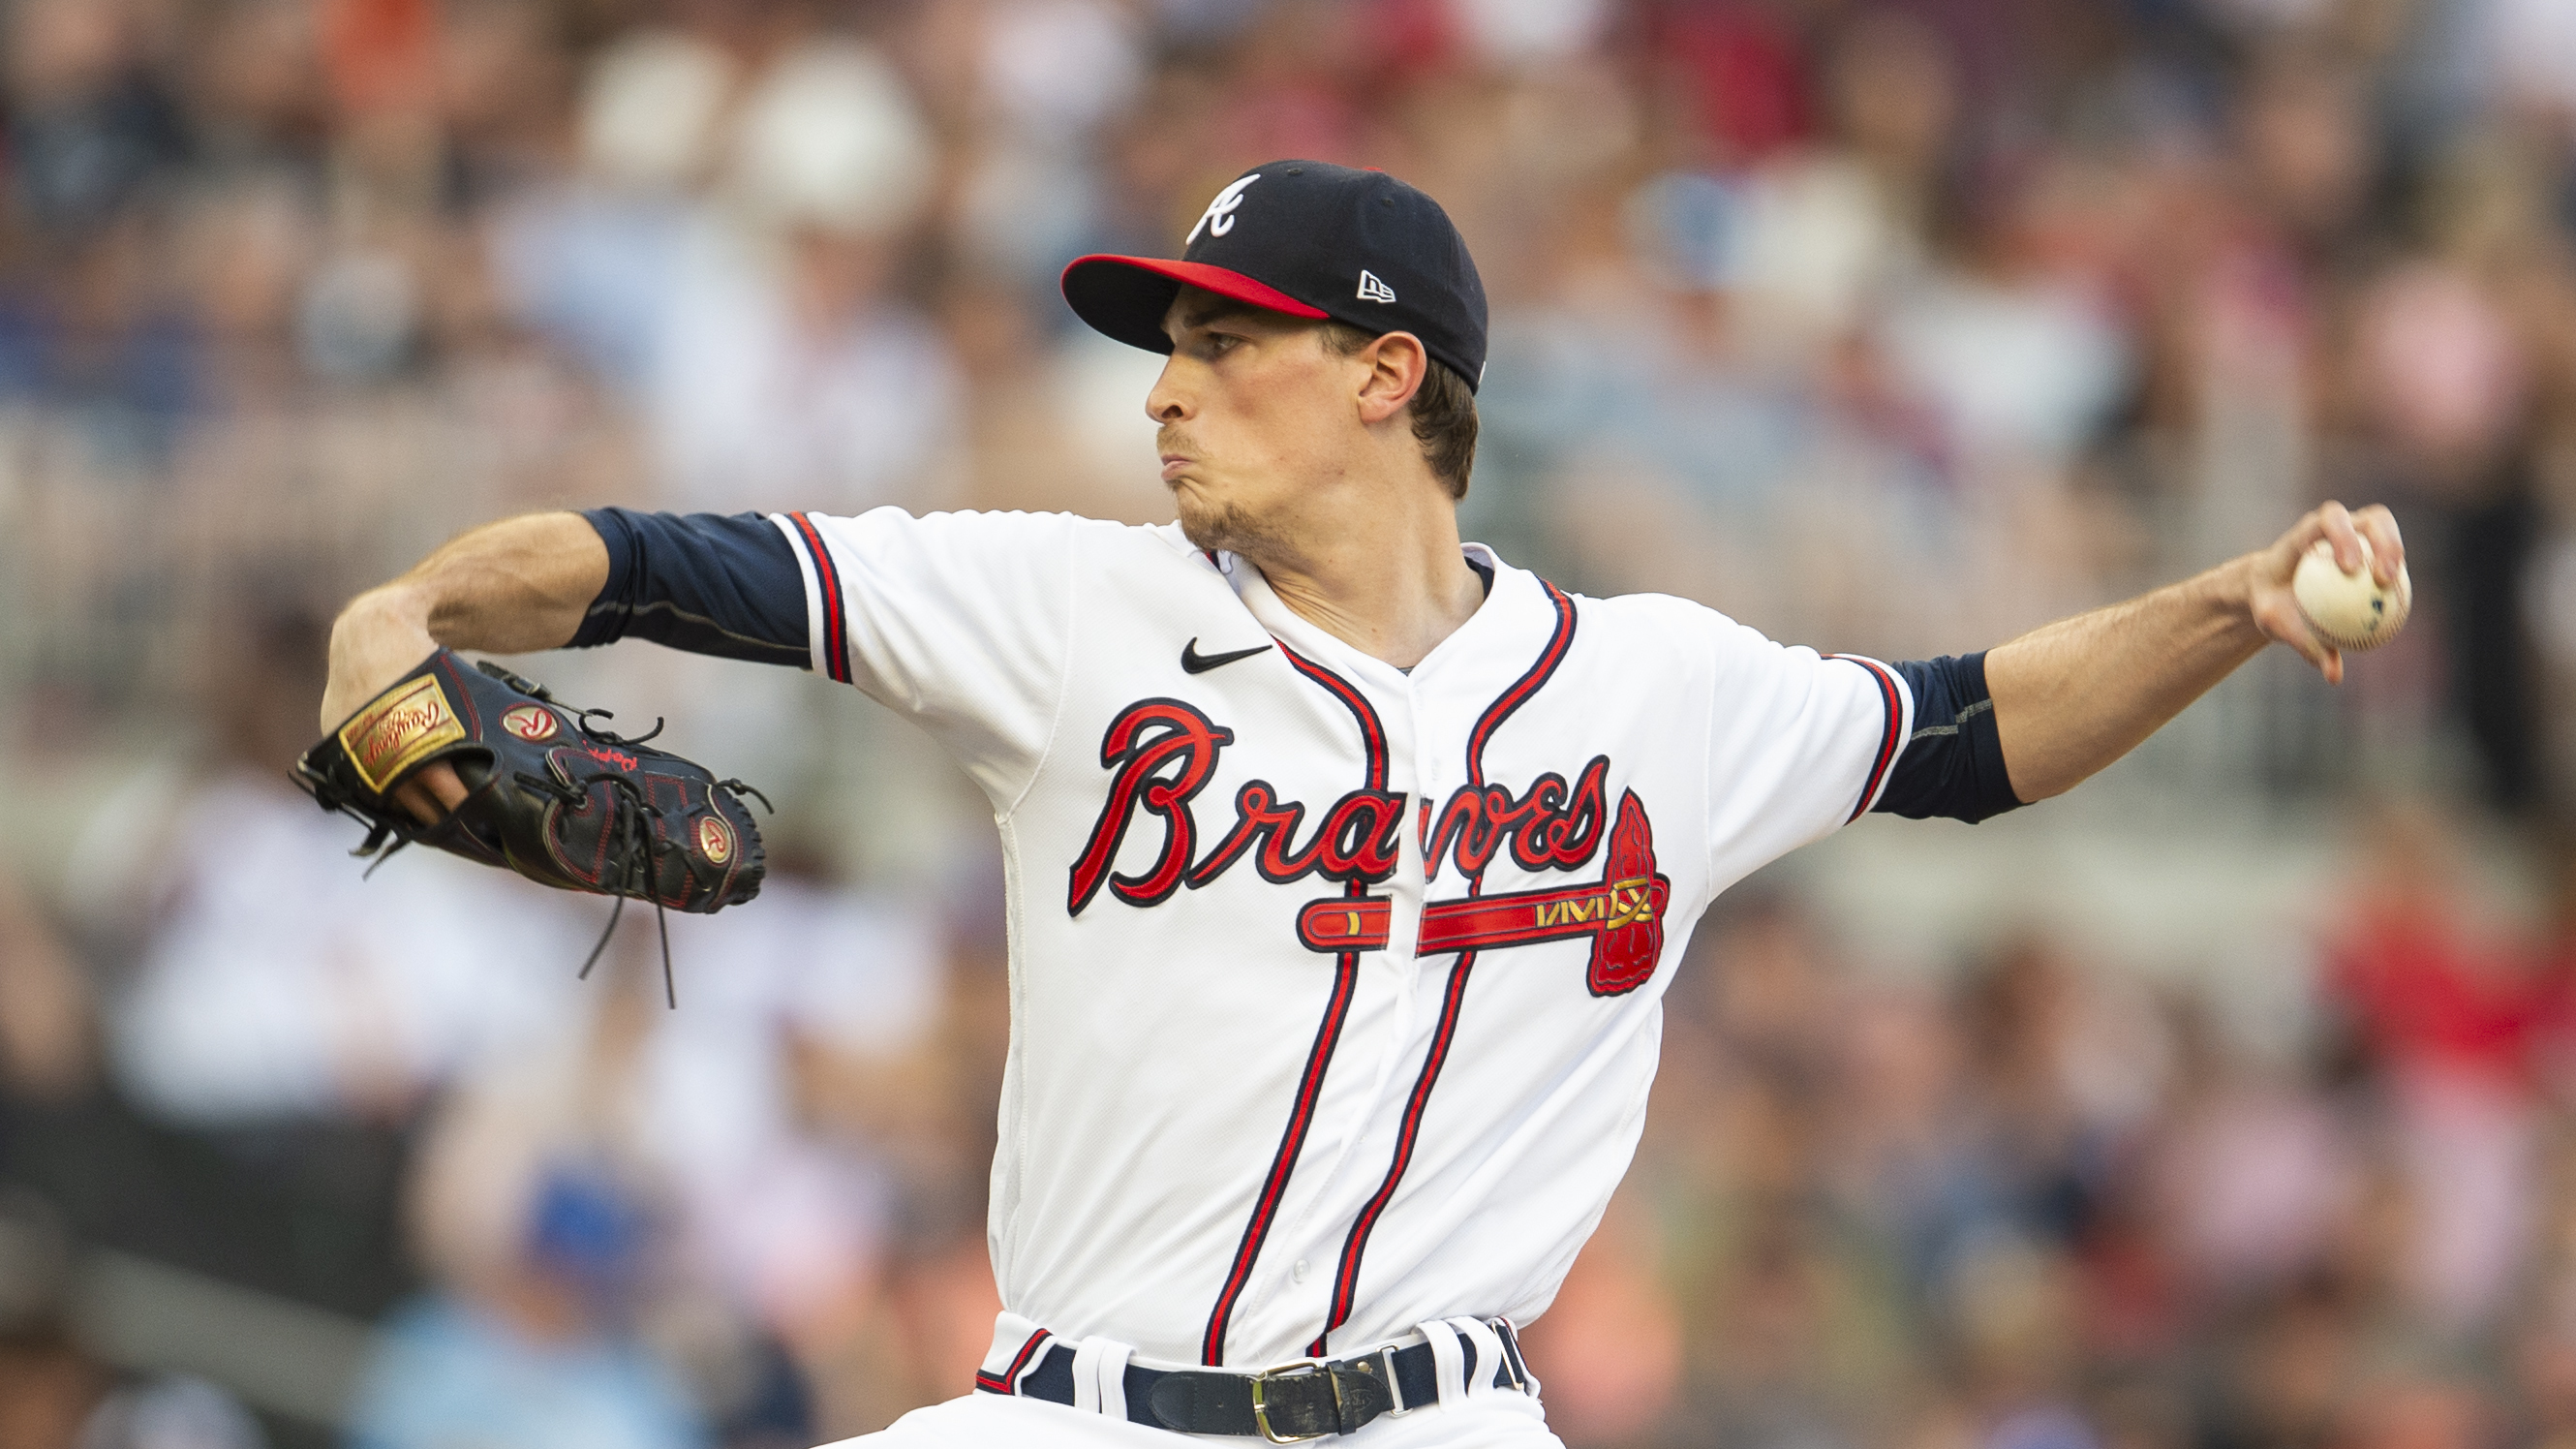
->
xmin=294 ymin=650 xmax=768 ymax=998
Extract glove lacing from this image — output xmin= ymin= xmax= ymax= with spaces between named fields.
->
xmin=515 ymin=766 xmax=771 ymax=1009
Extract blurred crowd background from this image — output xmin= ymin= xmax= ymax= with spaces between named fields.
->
xmin=3 ymin=0 xmax=2576 ymax=1446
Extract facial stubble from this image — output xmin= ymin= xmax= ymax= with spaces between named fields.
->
xmin=1162 ymin=426 xmax=1296 ymax=560
xmin=1171 ymin=486 xmax=1295 ymax=560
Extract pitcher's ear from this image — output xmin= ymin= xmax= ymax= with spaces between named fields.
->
xmin=1355 ymin=329 xmax=1428 ymax=425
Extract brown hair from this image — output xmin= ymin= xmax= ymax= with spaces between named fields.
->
xmin=1320 ymin=323 xmax=1479 ymax=500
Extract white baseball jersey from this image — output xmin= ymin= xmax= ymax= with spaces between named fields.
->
xmin=771 ymin=508 xmax=1912 ymax=1372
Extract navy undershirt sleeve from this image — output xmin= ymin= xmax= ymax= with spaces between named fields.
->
xmin=1872 ymin=652 xmax=2024 ymax=823
xmin=571 ymin=508 xmax=811 ymax=667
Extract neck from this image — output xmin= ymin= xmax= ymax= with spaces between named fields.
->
xmin=1236 ymin=479 xmax=1485 ymax=669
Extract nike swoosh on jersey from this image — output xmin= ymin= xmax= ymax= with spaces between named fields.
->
xmin=1181 ymin=638 xmax=1272 ymax=673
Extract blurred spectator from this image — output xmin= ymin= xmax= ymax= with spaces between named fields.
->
xmin=365 ymin=854 xmax=949 ymax=1444
xmin=5 ymin=0 xmax=187 ymax=239
xmin=645 ymin=37 xmax=957 ymax=514
xmin=0 ymin=1317 xmax=102 ymax=1449
xmin=80 ymin=1378 xmax=269 ymax=1449
xmin=358 ymin=969 xmax=711 ymax=1449
xmin=0 ymin=880 xmax=93 ymax=1105
xmin=946 ymin=0 xmax=1144 ymax=298
xmin=640 ymin=870 xmax=942 ymax=1349
xmin=348 ymin=1229 xmax=709 ymax=1449
xmin=491 ymin=30 xmax=734 ymax=396
xmin=0 ymin=1191 xmax=99 ymax=1449
xmin=2315 ymin=802 xmax=2544 ymax=1340
xmin=2145 ymin=1014 xmax=2358 ymax=1305
xmin=0 ymin=1190 xmax=267 ymax=1449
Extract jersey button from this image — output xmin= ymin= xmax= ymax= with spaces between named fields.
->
xmin=1293 ymin=1259 xmax=1310 ymax=1282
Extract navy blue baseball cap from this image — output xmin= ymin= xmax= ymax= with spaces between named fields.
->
xmin=1062 ymin=161 xmax=1489 ymax=393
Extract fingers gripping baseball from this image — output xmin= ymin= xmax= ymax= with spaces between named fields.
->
xmin=2249 ymin=503 xmax=2407 ymax=686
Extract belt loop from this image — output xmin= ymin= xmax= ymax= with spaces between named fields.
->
xmin=1418 ymin=1319 xmax=1467 ymax=1407
xmin=1447 ymin=1317 xmax=1505 ymax=1399
xmin=1492 ymin=1318 xmax=1539 ymax=1399
xmin=1097 ymin=1341 xmax=1132 ymax=1421
xmin=1070 ymin=1336 xmax=1131 ymax=1418
xmin=1071 ymin=1339 xmax=1102 ymax=1414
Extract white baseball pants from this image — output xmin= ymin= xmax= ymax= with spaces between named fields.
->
xmin=816 ymin=1386 xmax=1564 ymax=1447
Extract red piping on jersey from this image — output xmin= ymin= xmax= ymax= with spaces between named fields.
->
xmin=1310 ymin=953 xmax=1474 ymax=1359
xmin=1203 ymin=641 xmax=1390 ymax=1366
xmin=973 ymin=1327 xmax=1054 ymax=1395
xmin=1461 ymin=583 xmax=1578 ymax=786
xmin=1202 ymin=956 xmax=1361 ymax=1366
xmin=1829 ymin=656 xmax=1903 ymax=822
xmin=1313 ymin=581 xmax=1579 ymax=1354
xmin=785 ymin=512 xmax=852 ymax=685
xmin=1274 ymin=642 xmax=1391 ymax=792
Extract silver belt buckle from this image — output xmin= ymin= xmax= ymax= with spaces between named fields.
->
xmin=1248 ymin=1359 xmax=1338 ymax=1444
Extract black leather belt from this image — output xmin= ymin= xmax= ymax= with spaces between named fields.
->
xmin=986 ymin=1321 xmax=1532 ymax=1441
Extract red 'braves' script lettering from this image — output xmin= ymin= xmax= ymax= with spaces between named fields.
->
xmin=1071 ymin=702 xmax=1619 ymax=920
xmin=1423 ymin=755 xmax=1610 ymax=881
xmin=1068 ymin=699 xmax=1235 ymax=913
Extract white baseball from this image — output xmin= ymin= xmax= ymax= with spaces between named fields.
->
xmin=2292 ymin=536 xmax=2410 ymax=652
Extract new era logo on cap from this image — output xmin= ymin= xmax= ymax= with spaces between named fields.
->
xmin=1059 ymin=161 xmax=1489 ymax=393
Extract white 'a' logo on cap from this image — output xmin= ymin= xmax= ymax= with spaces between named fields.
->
xmin=1357 ymin=270 xmax=1397 ymax=303
xmin=1188 ymin=173 xmax=1262 ymax=244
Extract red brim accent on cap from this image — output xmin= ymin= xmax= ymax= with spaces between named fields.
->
xmin=1060 ymin=255 xmax=1329 ymax=355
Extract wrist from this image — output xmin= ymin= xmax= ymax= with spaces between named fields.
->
xmin=337 ymin=582 xmax=436 ymax=648
xmin=2207 ymin=553 xmax=2271 ymax=638
xmin=322 ymin=585 xmax=441 ymax=729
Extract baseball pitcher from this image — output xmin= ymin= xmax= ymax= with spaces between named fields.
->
xmin=316 ymin=162 xmax=2403 ymax=1447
